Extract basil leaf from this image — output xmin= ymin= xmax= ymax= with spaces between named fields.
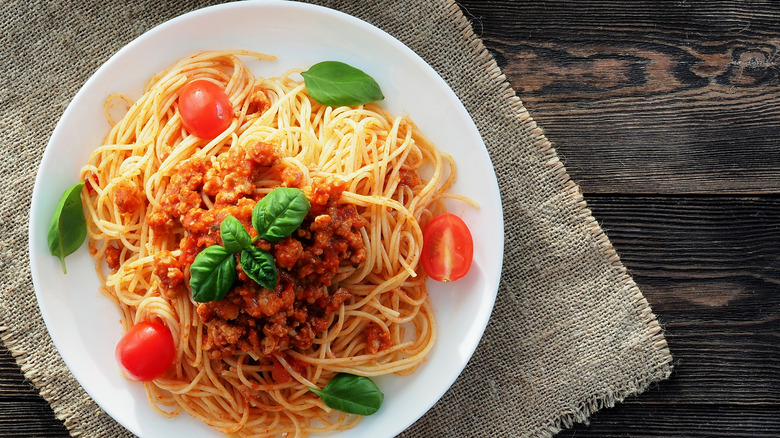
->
xmin=301 ymin=61 xmax=384 ymax=107
xmin=309 ymin=373 xmax=384 ymax=416
xmin=240 ymin=246 xmax=277 ymax=291
xmin=47 ymin=182 xmax=87 ymax=274
xmin=220 ymin=215 xmax=251 ymax=254
xmin=252 ymin=187 xmax=311 ymax=242
xmin=189 ymin=245 xmax=237 ymax=302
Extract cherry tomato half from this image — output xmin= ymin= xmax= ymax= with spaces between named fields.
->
xmin=420 ymin=213 xmax=474 ymax=282
xmin=178 ymin=79 xmax=233 ymax=139
xmin=115 ymin=321 xmax=175 ymax=382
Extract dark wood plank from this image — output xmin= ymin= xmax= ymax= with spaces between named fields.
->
xmin=588 ymin=196 xmax=780 ymax=406
xmin=0 ymin=403 xmax=69 ymax=438
xmin=0 ymin=348 xmax=68 ymax=437
xmin=558 ymin=404 xmax=780 ymax=437
xmin=3 ymin=2 xmax=779 ymax=438
xmin=457 ymin=0 xmax=780 ymax=194
xmin=3 ymin=197 xmax=777 ymax=435
xmin=557 ymin=195 xmax=780 ymax=436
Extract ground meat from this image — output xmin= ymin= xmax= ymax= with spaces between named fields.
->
xmin=105 ymin=245 xmax=122 ymax=271
xmin=148 ymin=211 xmax=176 ymax=237
xmin=287 ymin=184 xmax=366 ymax=286
xmin=114 ymin=179 xmax=143 ymax=214
xmin=280 ymin=166 xmax=303 ymax=187
xmin=273 ymin=237 xmax=304 ymax=270
xmin=196 ymin=180 xmax=366 ymax=359
xmin=161 ymin=157 xmax=210 ymax=219
xmin=151 ymin=142 xmax=278 ymax=262
xmin=366 ymin=324 xmax=392 ymax=354
xmin=153 ymin=141 xmax=368 ymax=360
xmin=153 ymin=250 xmax=185 ymax=299
xmin=398 ymin=166 xmax=422 ymax=189
xmin=247 ymin=86 xmax=271 ymax=115
xmin=207 ymin=319 xmax=245 ymax=349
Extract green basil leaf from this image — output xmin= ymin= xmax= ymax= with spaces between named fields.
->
xmin=47 ymin=182 xmax=87 ymax=274
xmin=220 ymin=215 xmax=251 ymax=254
xmin=301 ymin=61 xmax=384 ymax=107
xmin=240 ymin=246 xmax=277 ymax=291
xmin=252 ymin=187 xmax=311 ymax=242
xmin=309 ymin=373 xmax=384 ymax=416
xmin=189 ymin=245 xmax=237 ymax=302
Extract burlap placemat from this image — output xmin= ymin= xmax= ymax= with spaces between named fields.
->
xmin=0 ymin=0 xmax=673 ymax=437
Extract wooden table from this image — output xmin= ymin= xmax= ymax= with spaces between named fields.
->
xmin=3 ymin=1 xmax=778 ymax=436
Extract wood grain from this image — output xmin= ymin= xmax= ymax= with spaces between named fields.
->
xmin=528 ymin=196 xmax=779 ymax=437
xmin=589 ymin=196 xmax=780 ymax=408
xmin=0 ymin=349 xmax=67 ymax=436
xmin=452 ymin=2 xmax=780 ymax=431
xmin=3 ymin=197 xmax=777 ymax=436
xmin=2 ymin=1 xmax=780 ymax=437
xmin=457 ymin=0 xmax=780 ymax=194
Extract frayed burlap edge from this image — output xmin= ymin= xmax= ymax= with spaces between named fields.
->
xmin=0 ymin=1 xmax=673 ymax=437
xmin=443 ymin=1 xmax=673 ymax=436
xmin=0 ymin=323 xmax=100 ymax=437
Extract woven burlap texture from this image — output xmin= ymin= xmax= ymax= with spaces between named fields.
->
xmin=0 ymin=0 xmax=673 ymax=437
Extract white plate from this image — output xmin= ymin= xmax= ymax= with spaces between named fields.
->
xmin=28 ymin=1 xmax=504 ymax=437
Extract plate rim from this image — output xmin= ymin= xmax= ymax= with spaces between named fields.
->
xmin=28 ymin=1 xmax=505 ymax=437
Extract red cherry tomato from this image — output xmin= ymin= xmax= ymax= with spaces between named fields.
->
xmin=421 ymin=213 xmax=474 ymax=282
xmin=178 ymin=80 xmax=233 ymax=139
xmin=115 ymin=321 xmax=175 ymax=382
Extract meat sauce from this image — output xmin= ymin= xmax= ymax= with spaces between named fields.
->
xmin=149 ymin=141 xmax=368 ymax=360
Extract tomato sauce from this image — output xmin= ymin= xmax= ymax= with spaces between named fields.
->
xmin=150 ymin=141 xmax=366 ymax=359
xmin=366 ymin=324 xmax=392 ymax=354
xmin=114 ymin=179 xmax=143 ymax=214
xmin=104 ymin=245 xmax=122 ymax=271
xmin=153 ymin=251 xmax=185 ymax=299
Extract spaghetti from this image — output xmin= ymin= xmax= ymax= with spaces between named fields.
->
xmin=80 ymin=50 xmax=460 ymax=436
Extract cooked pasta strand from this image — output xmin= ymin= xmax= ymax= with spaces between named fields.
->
xmin=81 ymin=50 xmax=457 ymax=437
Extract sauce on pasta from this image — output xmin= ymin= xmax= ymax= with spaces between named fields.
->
xmin=81 ymin=50 xmax=460 ymax=436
